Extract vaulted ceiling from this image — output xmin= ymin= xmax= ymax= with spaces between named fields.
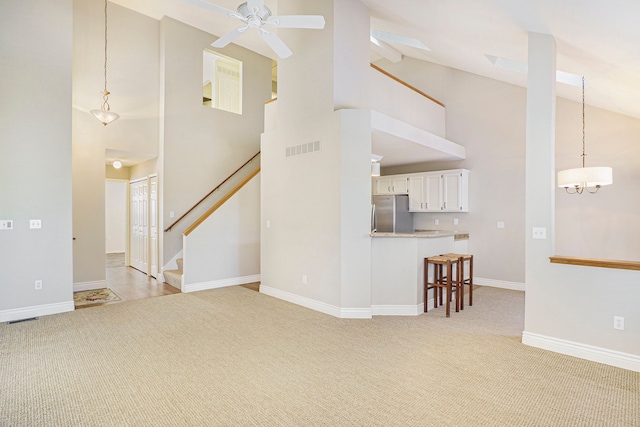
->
xmin=113 ymin=0 xmax=640 ymax=119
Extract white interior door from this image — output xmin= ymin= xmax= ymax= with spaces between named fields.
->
xmin=129 ymin=179 xmax=149 ymax=274
xmin=150 ymin=176 xmax=158 ymax=278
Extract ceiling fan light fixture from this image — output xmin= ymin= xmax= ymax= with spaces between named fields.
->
xmin=189 ymin=0 xmax=324 ymax=58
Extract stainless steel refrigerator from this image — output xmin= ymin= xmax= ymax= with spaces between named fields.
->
xmin=372 ymin=195 xmax=413 ymax=233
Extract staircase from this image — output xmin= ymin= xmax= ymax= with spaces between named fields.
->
xmin=164 ymin=258 xmax=183 ymax=289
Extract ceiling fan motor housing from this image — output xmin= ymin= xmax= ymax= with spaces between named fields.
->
xmin=238 ymin=2 xmax=271 ymax=28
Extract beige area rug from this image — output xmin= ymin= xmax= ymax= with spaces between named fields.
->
xmin=1 ymin=286 xmax=638 ymax=426
xmin=73 ymin=288 xmax=121 ymax=307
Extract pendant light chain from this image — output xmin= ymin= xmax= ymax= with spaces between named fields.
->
xmin=103 ymin=0 xmax=108 ymax=94
xmin=90 ymin=0 xmax=119 ymax=125
xmin=581 ymin=75 xmax=586 ymax=168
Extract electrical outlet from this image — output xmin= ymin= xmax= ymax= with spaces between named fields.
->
xmin=30 ymin=219 xmax=42 ymax=229
xmin=614 ymin=316 xmax=624 ymax=330
xmin=35 ymin=280 xmax=42 ymax=290
xmin=0 ymin=220 xmax=13 ymax=230
xmin=497 ymin=221 xmax=505 ymax=229
xmin=434 ymin=219 xmax=439 ymax=225
xmin=453 ymin=218 xmax=459 ymax=225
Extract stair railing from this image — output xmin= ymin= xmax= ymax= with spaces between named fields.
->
xmin=164 ymin=151 xmax=260 ymax=232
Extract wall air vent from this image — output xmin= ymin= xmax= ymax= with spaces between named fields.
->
xmin=285 ymin=140 xmax=321 ymax=158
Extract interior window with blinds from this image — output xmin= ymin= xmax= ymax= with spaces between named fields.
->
xmin=202 ymin=50 xmax=243 ymax=114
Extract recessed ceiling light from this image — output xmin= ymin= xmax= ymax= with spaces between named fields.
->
xmin=112 ymin=160 xmax=122 ymax=169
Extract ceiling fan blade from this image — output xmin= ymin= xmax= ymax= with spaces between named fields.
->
xmin=182 ymin=0 xmax=240 ymax=19
xmin=247 ymin=0 xmax=264 ymax=14
xmin=211 ymin=26 xmax=249 ymax=48
xmin=266 ymin=15 xmax=326 ymax=29
xmin=371 ymin=29 xmax=430 ymax=51
xmin=259 ymin=29 xmax=292 ymax=59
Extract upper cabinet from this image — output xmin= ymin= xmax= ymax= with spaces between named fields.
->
xmin=441 ymin=170 xmax=469 ymax=212
xmin=374 ymin=175 xmax=409 ymax=195
xmin=379 ymin=169 xmax=469 ymax=212
xmin=408 ymin=174 xmax=441 ymax=212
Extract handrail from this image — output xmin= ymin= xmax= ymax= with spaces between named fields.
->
xmin=370 ymin=63 xmax=445 ymax=107
xmin=164 ymin=151 xmax=260 ymax=232
xmin=184 ymin=167 xmax=260 ymax=236
xmin=549 ymin=255 xmax=640 ymax=271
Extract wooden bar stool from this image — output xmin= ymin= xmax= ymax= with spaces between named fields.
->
xmin=442 ymin=253 xmax=473 ymax=309
xmin=424 ymin=255 xmax=460 ymax=317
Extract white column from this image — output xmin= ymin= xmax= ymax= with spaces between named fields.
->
xmin=524 ymin=33 xmax=556 ymax=328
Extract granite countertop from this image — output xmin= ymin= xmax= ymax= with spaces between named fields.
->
xmin=371 ymin=230 xmax=469 ymax=240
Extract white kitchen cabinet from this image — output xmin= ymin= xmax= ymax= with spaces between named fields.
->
xmin=441 ymin=170 xmax=469 ymax=212
xmin=408 ymin=176 xmax=425 ymax=211
xmin=408 ymin=173 xmax=441 ymax=212
xmin=406 ymin=169 xmax=469 ymax=212
xmin=374 ymin=175 xmax=409 ymax=195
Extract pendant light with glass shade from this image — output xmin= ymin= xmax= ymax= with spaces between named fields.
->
xmin=90 ymin=0 xmax=120 ymax=126
xmin=557 ymin=76 xmax=612 ymax=194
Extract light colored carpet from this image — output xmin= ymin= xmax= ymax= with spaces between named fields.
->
xmin=0 ymin=286 xmax=638 ymax=426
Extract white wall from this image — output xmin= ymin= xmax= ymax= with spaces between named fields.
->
xmin=261 ymin=0 xmax=372 ymax=317
xmin=555 ymin=98 xmax=640 ymax=260
xmin=380 ymin=59 xmax=526 ymax=285
xmin=105 ymin=180 xmax=127 ymax=253
xmin=0 ymin=0 xmax=74 ymax=319
xmin=72 ymin=0 xmax=160 ymax=284
xmin=523 ymin=33 xmax=640 ymax=371
xmin=378 ymin=56 xmax=640 ymax=286
xmin=378 ymin=39 xmax=640 ymax=369
xmin=160 ymin=17 xmax=272 ymax=265
xmin=183 ymin=174 xmax=260 ymax=289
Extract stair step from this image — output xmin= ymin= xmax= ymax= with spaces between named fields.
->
xmin=164 ymin=269 xmax=182 ymax=289
xmin=176 ymin=258 xmax=183 ymax=272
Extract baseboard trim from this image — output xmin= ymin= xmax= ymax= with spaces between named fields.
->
xmin=73 ymin=280 xmax=107 ymax=292
xmin=522 ymin=331 xmax=640 ymax=373
xmin=372 ymin=304 xmax=422 ymax=316
xmin=260 ymin=286 xmax=372 ymax=319
xmin=182 ymin=274 xmax=261 ymax=293
xmin=0 ymin=301 xmax=75 ymax=323
xmin=474 ymin=277 xmax=525 ymax=291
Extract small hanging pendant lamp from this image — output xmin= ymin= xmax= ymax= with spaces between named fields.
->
xmin=557 ymin=76 xmax=612 ymax=194
xmin=90 ymin=0 xmax=120 ymax=126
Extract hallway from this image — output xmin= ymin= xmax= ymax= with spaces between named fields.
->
xmin=76 ymin=254 xmax=180 ymax=309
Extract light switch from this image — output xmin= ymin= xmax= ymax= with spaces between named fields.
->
xmin=497 ymin=221 xmax=505 ymax=229
xmin=0 ymin=220 xmax=13 ymax=230
xmin=266 ymin=220 xmax=271 ymax=229
xmin=434 ymin=219 xmax=439 ymax=225
xmin=532 ymin=227 xmax=547 ymax=239
xmin=453 ymin=218 xmax=459 ymax=225
xmin=169 ymin=211 xmax=175 ymax=218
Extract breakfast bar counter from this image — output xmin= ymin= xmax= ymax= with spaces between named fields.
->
xmin=370 ymin=231 xmax=469 ymax=315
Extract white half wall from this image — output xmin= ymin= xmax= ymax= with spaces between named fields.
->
xmin=183 ymin=174 xmax=260 ymax=289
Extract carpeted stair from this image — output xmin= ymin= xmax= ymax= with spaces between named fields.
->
xmin=163 ymin=258 xmax=183 ymax=290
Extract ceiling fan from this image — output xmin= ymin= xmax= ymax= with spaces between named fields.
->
xmin=184 ymin=0 xmax=325 ymax=58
